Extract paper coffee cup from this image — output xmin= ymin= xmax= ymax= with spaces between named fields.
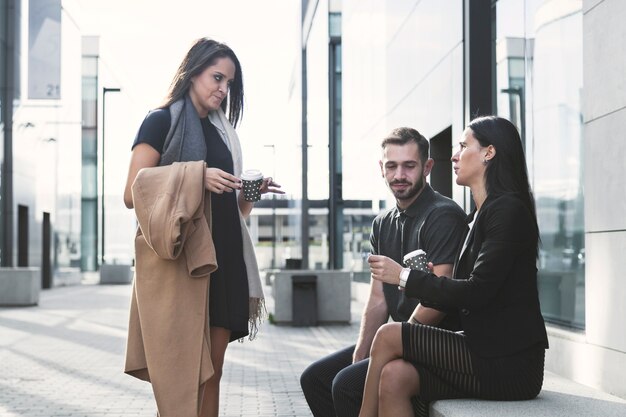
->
xmin=241 ymin=169 xmax=263 ymax=202
xmin=403 ymin=249 xmax=429 ymax=272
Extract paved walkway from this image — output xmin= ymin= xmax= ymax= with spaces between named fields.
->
xmin=0 ymin=281 xmax=362 ymax=417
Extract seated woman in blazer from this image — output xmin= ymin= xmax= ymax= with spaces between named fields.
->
xmin=360 ymin=116 xmax=548 ymax=417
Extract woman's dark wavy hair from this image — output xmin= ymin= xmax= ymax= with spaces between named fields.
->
xmin=468 ymin=115 xmax=539 ymax=250
xmin=161 ymin=38 xmax=244 ymax=127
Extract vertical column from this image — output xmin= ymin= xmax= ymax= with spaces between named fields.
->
xmin=301 ymin=47 xmax=309 ymax=270
xmin=80 ymin=36 xmax=99 ymax=271
xmin=328 ymin=13 xmax=342 ymax=269
xmin=1 ymin=0 xmax=19 ymax=266
xmin=463 ymin=0 xmax=495 ymax=122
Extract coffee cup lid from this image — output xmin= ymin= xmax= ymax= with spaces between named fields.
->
xmin=241 ymin=169 xmax=263 ymax=181
xmin=403 ymin=249 xmax=426 ymax=262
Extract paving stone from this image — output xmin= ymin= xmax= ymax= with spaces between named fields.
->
xmin=0 ymin=282 xmax=362 ymax=417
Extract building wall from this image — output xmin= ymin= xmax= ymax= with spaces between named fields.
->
xmin=342 ymin=0 xmax=388 ymax=202
xmin=342 ymin=0 xmax=464 ymax=207
xmin=547 ymin=0 xmax=626 ymax=398
xmin=0 ymin=0 xmax=90 ymax=279
xmin=340 ymin=0 xmax=626 ymax=399
xmin=12 ymin=0 xmax=83 ymax=272
xmin=0 ymin=0 xmax=7 ymax=265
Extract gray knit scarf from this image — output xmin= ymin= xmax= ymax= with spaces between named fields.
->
xmin=160 ymin=94 xmax=265 ymax=340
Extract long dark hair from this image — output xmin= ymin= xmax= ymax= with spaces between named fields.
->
xmin=468 ymin=116 xmax=539 ymax=245
xmin=161 ymin=38 xmax=244 ymax=127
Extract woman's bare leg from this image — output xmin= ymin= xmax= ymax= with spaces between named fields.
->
xmin=199 ymin=327 xmax=231 ymax=417
xmin=379 ymin=359 xmax=420 ymax=416
xmin=358 ymin=322 xmax=404 ymax=417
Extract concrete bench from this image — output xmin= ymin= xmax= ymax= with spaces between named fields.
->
xmin=0 ymin=267 xmax=41 ymax=306
xmin=431 ymin=371 xmax=626 ymax=417
xmin=271 ymin=270 xmax=351 ymax=324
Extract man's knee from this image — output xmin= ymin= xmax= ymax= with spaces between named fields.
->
xmin=302 ymin=345 xmax=355 ymax=393
xmin=331 ymin=360 xmax=368 ymax=416
xmin=300 ymin=360 xmax=322 ymax=393
xmin=331 ymin=367 xmax=357 ymax=399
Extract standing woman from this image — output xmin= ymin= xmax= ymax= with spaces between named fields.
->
xmin=123 ymin=38 xmax=282 ymax=417
xmin=361 ymin=116 xmax=548 ymax=416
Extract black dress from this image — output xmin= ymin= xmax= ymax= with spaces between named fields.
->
xmin=133 ymin=108 xmax=250 ymax=341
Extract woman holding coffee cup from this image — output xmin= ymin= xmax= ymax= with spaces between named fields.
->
xmin=123 ymin=38 xmax=282 ymax=417
xmin=361 ymin=116 xmax=548 ymax=417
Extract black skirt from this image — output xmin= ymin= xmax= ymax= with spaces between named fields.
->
xmin=401 ymin=322 xmax=545 ymax=416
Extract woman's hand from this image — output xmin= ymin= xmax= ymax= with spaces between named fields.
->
xmin=205 ymin=167 xmax=242 ymax=194
xmin=368 ymin=255 xmax=403 ymax=286
xmin=259 ymin=177 xmax=285 ymax=195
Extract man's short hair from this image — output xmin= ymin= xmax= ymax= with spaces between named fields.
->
xmin=381 ymin=127 xmax=429 ymax=164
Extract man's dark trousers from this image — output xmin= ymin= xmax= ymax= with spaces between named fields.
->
xmin=300 ymin=345 xmax=368 ymax=417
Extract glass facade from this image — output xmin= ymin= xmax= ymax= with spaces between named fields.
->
xmin=329 ymin=11 xmax=343 ymax=269
xmin=305 ymin=0 xmax=330 ymax=269
xmin=253 ymin=2 xmax=382 ymax=273
xmin=336 ymin=0 xmax=584 ymax=328
xmin=81 ymin=55 xmax=98 ymax=271
xmin=0 ymin=0 xmax=6 ymax=265
xmin=495 ymin=0 xmax=585 ymax=328
xmin=0 ymin=0 xmax=83 ymax=276
xmin=298 ymin=3 xmax=382 ymax=272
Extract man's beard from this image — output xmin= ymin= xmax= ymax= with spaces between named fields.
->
xmin=389 ymin=176 xmax=425 ymax=202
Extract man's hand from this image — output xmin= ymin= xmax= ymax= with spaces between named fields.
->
xmin=352 ymin=343 xmax=369 ymax=363
xmin=352 ymin=279 xmax=388 ymax=363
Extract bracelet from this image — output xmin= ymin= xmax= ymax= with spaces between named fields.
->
xmin=398 ymin=267 xmax=410 ymax=290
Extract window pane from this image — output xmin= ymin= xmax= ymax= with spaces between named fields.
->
xmin=495 ymin=0 xmax=585 ymax=328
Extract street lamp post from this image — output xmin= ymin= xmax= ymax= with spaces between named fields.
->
xmin=101 ymin=87 xmax=121 ymax=267
xmin=263 ymin=144 xmax=277 ymax=269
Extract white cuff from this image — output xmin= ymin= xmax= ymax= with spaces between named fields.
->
xmin=398 ymin=267 xmax=410 ymax=290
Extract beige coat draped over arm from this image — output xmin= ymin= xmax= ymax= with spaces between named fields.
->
xmin=124 ymin=161 xmax=217 ymax=417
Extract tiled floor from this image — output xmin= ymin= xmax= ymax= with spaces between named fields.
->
xmin=0 ymin=281 xmax=361 ymax=417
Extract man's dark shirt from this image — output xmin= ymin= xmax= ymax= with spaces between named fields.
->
xmin=370 ymin=184 xmax=467 ymax=324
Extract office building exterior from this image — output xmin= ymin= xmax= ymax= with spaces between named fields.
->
xmin=295 ymin=0 xmax=626 ymax=399
xmin=2 ymin=0 xmax=625 ymax=401
xmin=1 ymin=0 xmax=133 ymax=286
xmin=1 ymin=0 xmax=84 ymax=284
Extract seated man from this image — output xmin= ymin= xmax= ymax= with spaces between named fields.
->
xmin=300 ymin=127 xmax=467 ymax=417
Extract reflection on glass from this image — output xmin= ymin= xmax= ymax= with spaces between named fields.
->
xmin=305 ymin=4 xmax=331 ymax=268
xmin=495 ymin=0 xmax=584 ymax=328
xmin=249 ymin=202 xmax=381 ymax=273
xmin=1 ymin=2 xmax=6 ymax=264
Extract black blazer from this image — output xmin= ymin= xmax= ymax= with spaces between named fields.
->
xmin=405 ymin=192 xmax=548 ymax=358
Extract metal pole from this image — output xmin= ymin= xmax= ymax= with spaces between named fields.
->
xmin=264 ymin=144 xmax=277 ymax=269
xmin=101 ymin=87 xmax=121 ymax=267
xmin=301 ymin=48 xmax=309 ymax=270
xmin=271 ymin=146 xmax=276 ymax=269
xmin=500 ymin=86 xmax=525 ymax=150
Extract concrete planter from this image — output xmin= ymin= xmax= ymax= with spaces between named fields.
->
xmin=272 ymin=270 xmax=352 ymax=324
xmin=0 ymin=267 xmax=41 ymax=306
xmin=99 ymin=263 xmax=133 ymax=284
xmin=54 ymin=267 xmax=82 ymax=287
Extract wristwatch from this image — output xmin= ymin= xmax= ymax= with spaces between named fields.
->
xmin=398 ymin=267 xmax=411 ymax=290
